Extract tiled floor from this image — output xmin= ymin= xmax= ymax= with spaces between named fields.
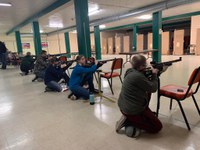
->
xmin=0 ymin=55 xmax=200 ymax=150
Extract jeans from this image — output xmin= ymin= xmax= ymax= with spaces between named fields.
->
xmin=46 ymin=81 xmax=62 ymax=92
xmin=37 ymin=70 xmax=46 ymax=79
xmin=0 ymin=53 xmax=7 ymax=69
xmin=122 ymin=107 xmax=162 ymax=133
xmin=70 ymin=73 xmax=95 ymax=99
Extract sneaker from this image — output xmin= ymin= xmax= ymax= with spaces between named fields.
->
xmin=62 ymin=87 xmax=68 ymax=92
xmin=116 ymin=115 xmax=127 ymax=133
xmin=70 ymin=95 xmax=77 ymax=100
xmin=125 ymin=126 xmax=141 ymax=138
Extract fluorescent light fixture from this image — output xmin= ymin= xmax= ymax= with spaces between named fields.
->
xmin=99 ymin=24 xmax=106 ymax=29
xmin=137 ymin=14 xmax=152 ymax=20
xmin=0 ymin=3 xmax=12 ymax=6
xmin=89 ymin=9 xmax=100 ymax=16
xmin=49 ymin=23 xmax=63 ymax=28
xmin=88 ymin=4 xmax=101 ymax=16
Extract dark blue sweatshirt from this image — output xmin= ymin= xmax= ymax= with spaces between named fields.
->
xmin=44 ymin=65 xmax=64 ymax=84
xmin=69 ymin=64 xmax=97 ymax=89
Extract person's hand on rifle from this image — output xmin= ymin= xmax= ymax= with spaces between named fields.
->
xmin=152 ymin=68 xmax=159 ymax=75
xmin=61 ymin=63 xmax=67 ymax=68
xmin=96 ymin=61 xmax=104 ymax=69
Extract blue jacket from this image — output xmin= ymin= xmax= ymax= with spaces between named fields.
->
xmin=69 ymin=64 xmax=97 ymax=89
xmin=44 ymin=65 xmax=64 ymax=84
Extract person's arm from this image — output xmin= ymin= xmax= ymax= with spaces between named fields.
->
xmin=75 ymin=65 xmax=97 ymax=74
xmin=37 ymin=58 xmax=48 ymax=67
xmin=135 ymin=73 xmax=158 ymax=93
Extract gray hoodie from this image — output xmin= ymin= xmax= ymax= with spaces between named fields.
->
xmin=118 ymin=68 xmax=158 ymax=115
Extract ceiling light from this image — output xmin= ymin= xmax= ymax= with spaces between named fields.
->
xmin=0 ymin=3 xmax=12 ymax=6
xmin=99 ymin=24 xmax=106 ymax=29
xmin=89 ymin=9 xmax=101 ymax=16
xmin=88 ymin=4 xmax=101 ymax=16
xmin=48 ymin=23 xmax=63 ymax=28
xmin=137 ymin=14 xmax=152 ymax=20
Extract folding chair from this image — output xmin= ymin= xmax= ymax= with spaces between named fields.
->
xmin=100 ymin=58 xmax=123 ymax=95
xmin=157 ymin=67 xmax=200 ymax=130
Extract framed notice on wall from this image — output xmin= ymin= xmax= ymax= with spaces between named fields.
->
xmin=42 ymin=42 xmax=48 ymax=48
xmin=22 ymin=43 xmax=30 ymax=49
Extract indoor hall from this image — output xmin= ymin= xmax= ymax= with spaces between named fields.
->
xmin=0 ymin=0 xmax=200 ymax=150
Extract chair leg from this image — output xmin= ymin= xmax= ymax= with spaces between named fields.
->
xmin=94 ymin=73 xmax=98 ymax=84
xmin=107 ymin=79 xmax=114 ymax=95
xmin=119 ymin=76 xmax=123 ymax=84
xmin=177 ymin=101 xmax=191 ymax=130
xmin=192 ymin=95 xmax=200 ymax=115
xmin=32 ymin=76 xmax=38 ymax=82
xmin=169 ymin=98 xmax=173 ymax=110
xmin=156 ymin=94 xmax=161 ymax=117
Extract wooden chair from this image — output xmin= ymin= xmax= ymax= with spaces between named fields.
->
xmin=157 ymin=67 xmax=200 ymax=130
xmin=100 ymin=58 xmax=123 ymax=95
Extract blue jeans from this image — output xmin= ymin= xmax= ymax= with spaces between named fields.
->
xmin=46 ymin=81 xmax=62 ymax=92
xmin=70 ymin=73 xmax=95 ymax=99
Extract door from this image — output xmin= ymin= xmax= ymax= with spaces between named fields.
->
xmin=137 ymin=34 xmax=144 ymax=52
xmin=162 ymin=31 xmax=170 ymax=55
xmin=123 ymin=36 xmax=130 ymax=52
xmin=196 ymin=28 xmax=200 ymax=55
xmin=173 ymin=30 xmax=184 ymax=55
xmin=148 ymin=33 xmax=152 ymax=50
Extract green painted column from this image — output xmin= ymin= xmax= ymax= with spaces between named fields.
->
xmin=94 ymin=26 xmax=101 ymax=60
xmin=74 ymin=0 xmax=91 ymax=58
xmin=15 ymin=31 xmax=23 ymax=55
xmin=152 ymin=11 xmax=162 ymax=62
xmin=64 ymin=32 xmax=71 ymax=58
xmin=32 ymin=21 xmax=42 ymax=56
xmin=133 ymin=24 xmax=138 ymax=51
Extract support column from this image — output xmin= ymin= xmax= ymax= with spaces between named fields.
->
xmin=152 ymin=11 xmax=162 ymax=62
xmin=64 ymin=32 xmax=71 ymax=58
xmin=94 ymin=26 xmax=101 ymax=60
xmin=32 ymin=21 xmax=42 ymax=56
xmin=74 ymin=0 xmax=91 ymax=58
xmin=15 ymin=31 xmax=23 ymax=55
xmin=133 ymin=24 xmax=138 ymax=51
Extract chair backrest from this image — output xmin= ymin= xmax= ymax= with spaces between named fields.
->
xmin=111 ymin=58 xmax=123 ymax=70
xmin=59 ymin=56 xmax=67 ymax=62
xmin=188 ymin=67 xmax=200 ymax=86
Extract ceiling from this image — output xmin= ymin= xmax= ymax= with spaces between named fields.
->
xmin=0 ymin=0 xmax=57 ymax=34
xmin=0 ymin=0 xmax=200 ymax=35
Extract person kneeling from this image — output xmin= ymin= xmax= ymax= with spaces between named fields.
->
xmin=20 ymin=52 xmax=34 ymax=75
xmin=116 ymin=55 xmax=162 ymax=138
xmin=69 ymin=55 xmax=102 ymax=100
xmin=44 ymin=57 xmax=70 ymax=92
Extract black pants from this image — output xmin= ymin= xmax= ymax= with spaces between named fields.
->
xmin=0 ymin=53 xmax=7 ymax=69
xmin=20 ymin=63 xmax=34 ymax=75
